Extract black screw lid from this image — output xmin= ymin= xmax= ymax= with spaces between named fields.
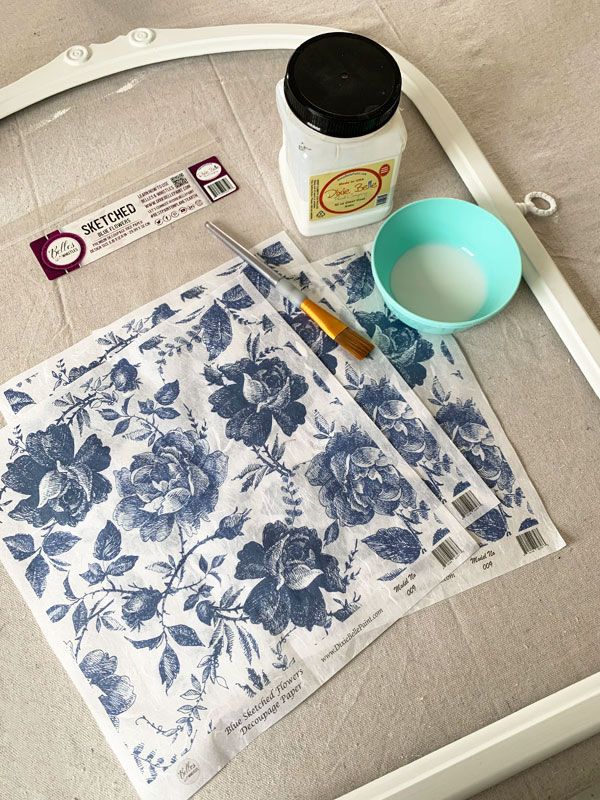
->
xmin=284 ymin=32 xmax=402 ymax=139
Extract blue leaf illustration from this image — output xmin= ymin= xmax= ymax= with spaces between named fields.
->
xmin=5 ymin=388 xmax=35 ymax=414
xmin=3 ymin=534 xmax=35 ymax=561
xmin=362 ymin=527 xmax=422 ymax=564
xmin=184 ymin=593 xmax=200 ymax=611
xmin=99 ymin=408 xmax=120 ymax=421
xmin=63 ymin=576 xmax=77 ymax=601
xmin=80 ymin=563 xmax=105 ymax=585
xmin=312 ymin=370 xmax=331 ymax=394
xmin=259 ymin=241 xmax=292 ymax=267
xmin=94 ymin=522 xmax=122 ymax=561
xmin=243 ymin=265 xmax=271 ymax=298
xmin=139 ymin=335 xmax=164 ymax=352
xmin=151 ymin=303 xmax=176 ymax=326
xmin=128 ymin=635 xmax=163 ymax=650
xmin=204 ymin=365 xmax=224 ymax=386
xmin=155 ymin=406 xmax=180 ymax=420
xmin=342 ymin=255 xmax=374 ymax=303
xmin=519 ymin=517 xmax=540 ymax=532
xmin=378 ymin=567 xmax=406 ymax=582
xmin=199 ymin=555 xmax=208 ymax=573
xmin=43 ymin=531 xmax=80 ymax=556
xmin=433 ymin=527 xmax=450 ymax=545
xmin=47 ymin=603 xmax=70 ymax=622
xmin=199 ymin=302 xmax=233 ymax=360
xmin=453 ymin=481 xmax=471 ymax=497
xmin=73 ymin=601 xmax=88 ymax=633
xmin=181 ymin=286 xmax=204 ymax=301
xmin=196 ymin=601 xmax=215 ymax=625
xmin=114 ymin=419 xmax=130 ymax=435
xmin=221 ymin=284 xmax=254 ymax=310
xmin=468 ymin=507 xmax=508 ymax=542
xmin=440 ymin=340 xmax=455 ymax=364
xmin=324 ymin=521 xmax=339 ymax=545
xmin=168 ymin=625 xmax=203 ymax=647
xmin=105 ymin=555 xmax=138 ymax=576
xmin=138 ymin=399 xmax=154 ymax=415
xmin=25 ymin=553 xmax=49 ymax=597
xmin=154 ymin=380 xmax=180 ymax=405
xmin=159 ymin=644 xmax=180 ymax=691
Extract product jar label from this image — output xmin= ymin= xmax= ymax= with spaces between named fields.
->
xmin=309 ymin=159 xmax=395 ymax=221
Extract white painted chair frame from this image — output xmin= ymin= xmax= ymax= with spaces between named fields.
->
xmin=1 ymin=23 xmax=599 ymax=800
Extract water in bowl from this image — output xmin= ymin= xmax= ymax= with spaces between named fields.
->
xmin=389 ymin=243 xmax=487 ymax=323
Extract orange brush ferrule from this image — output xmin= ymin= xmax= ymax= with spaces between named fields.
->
xmin=300 ymin=298 xmax=347 ymax=340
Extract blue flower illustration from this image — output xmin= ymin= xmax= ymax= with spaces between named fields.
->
xmin=235 ymin=522 xmax=344 ymax=634
xmin=355 ymin=379 xmax=440 ymax=467
xmin=306 ymin=425 xmax=416 ymax=526
xmin=79 ymin=649 xmax=136 ymax=719
xmin=435 ymin=399 xmax=514 ymax=491
xmin=208 ymin=357 xmax=308 ymax=447
xmin=354 ymin=310 xmax=434 ymax=387
xmin=114 ymin=429 xmax=228 ymax=541
xmin=2 ymin=424 xmax=111 ymax=527
xmin=122 ymin=588 xmax=162 ymax=629
xmin=280 ymin=307 xmax=338 ymax=373
xmin=110 ymin=358 xmax=140 ymax=392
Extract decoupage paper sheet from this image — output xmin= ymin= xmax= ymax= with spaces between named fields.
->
xmin=0 ymin=273 xmax=478 ymax=799
xmin=305 ymin=246 xmax=565 ymax=603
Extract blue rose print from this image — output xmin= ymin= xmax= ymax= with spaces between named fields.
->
xmin=306 ymin=425 xmax=416 ymax=526
xmin=280 ymin=307 xmax=338 ymax=373
xmin=2 ymin=424 xmax=111 ymax=527
xmin=208 ymin=357 xmax=308 ymax=447
xmin=354 ymin=310 xmax=434 ymax=387
xmin=435 ymin=398 xmax=514 ymax=491
xmin=355 ymin=379 xmax=440 ymax=467
xmin=79 ymin=649 xmax=136 ymax=720
xmin=122 ymin=588 xmax=162 ymax=630
xmin=110 ymin=358 xmax=140 ymax=392
xmin=235 ymin=522 xmax=344 ymax=634
xmin=114 ymin=429 xmax=228 ymax=542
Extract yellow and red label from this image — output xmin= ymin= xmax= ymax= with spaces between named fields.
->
xmin=309 ymin=159 xmax=395 ymax=221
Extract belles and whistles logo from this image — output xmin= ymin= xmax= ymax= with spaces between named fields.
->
xmin=30 ymin=231 xmax=87 ymax=281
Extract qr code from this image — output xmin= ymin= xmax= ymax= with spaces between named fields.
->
xmin=171 ymin=173 xmax=189 ymax=189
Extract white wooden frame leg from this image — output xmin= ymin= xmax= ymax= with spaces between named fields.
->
xmin=0 ymin=22 xmax=598 ymax=800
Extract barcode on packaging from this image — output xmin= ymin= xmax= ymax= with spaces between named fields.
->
xmin=451 ymin=488 xmax=481 ymax=519
xmin=432 ymin=537 xmax=462 ymax=568
xmin=203 ymin=175 xmax=237 ymax=201
xmin=516 ymin=527 xmax=547 ymax=555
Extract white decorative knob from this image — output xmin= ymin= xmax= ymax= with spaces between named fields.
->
xmin=64 ymin=45 xmax=91 ymax=65
xmin=128 ymin=27 xmax=156 ymax=46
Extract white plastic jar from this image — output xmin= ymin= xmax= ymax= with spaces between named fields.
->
xmin=276 ymin=32 xmax=407 ymax=237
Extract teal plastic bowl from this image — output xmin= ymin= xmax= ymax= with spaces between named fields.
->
xmin=372 ymin=198 xmax=522 ymax=335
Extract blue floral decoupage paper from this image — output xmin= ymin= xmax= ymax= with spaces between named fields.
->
xmin=205 ymin=266 xmax=500 ymax=530
xmin=0 ymin=233 xmax=307 ymax=421
xmin=305 ymin=245 xmax=565 ymax=605
xmin=0 ymin=275 xmax=478 ymax=799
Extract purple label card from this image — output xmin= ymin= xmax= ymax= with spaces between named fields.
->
xmin=30 ymin=230 xmax=87 ymax=280
xmin=188 ymin=156 xmax=238 ymax=202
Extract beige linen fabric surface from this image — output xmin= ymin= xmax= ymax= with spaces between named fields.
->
xmin=0 ymin=1 xmax=599 ymax=799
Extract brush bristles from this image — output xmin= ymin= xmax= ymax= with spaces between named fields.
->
xmin=334 ymin=326 xmax=374 ymax=360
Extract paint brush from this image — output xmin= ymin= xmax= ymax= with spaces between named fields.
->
xmin=206 ymin=222 xmax=374 ymax=360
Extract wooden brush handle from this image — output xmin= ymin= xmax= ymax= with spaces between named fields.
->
xmin=300 ymin=298 xmax=347 ymax=340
